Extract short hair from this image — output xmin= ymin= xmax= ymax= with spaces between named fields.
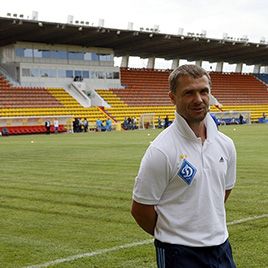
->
xmin=168 ymin=64 xmax=211 ymax=93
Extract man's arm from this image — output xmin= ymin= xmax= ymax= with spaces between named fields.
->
xmin=224 ymin=189 xmax=232 ymax=203
xmin=131 ymin=200 xmax=157 ymax=236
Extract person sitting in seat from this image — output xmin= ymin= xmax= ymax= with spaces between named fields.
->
xmin=105 ymin=118 xmax=112 ymax=131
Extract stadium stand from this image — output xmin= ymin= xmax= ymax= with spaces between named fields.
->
xmin=210 ymin=72 xmax=268 ymax=104
xmin=97 ymin=68 xmax=268 ymax=124
xmin=0 ymin=16 xmax=268 ymax=135
xmin=1 ymin=68 xmax=268 ymax=135
xmin=0 ymin=80 xmax=108 ymax=121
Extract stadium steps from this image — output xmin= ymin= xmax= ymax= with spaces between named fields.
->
xmin=0 ymin=82 xmax=63 ymax=108
xmin=1 ymin=69 xmax=268 ymax=126
xmin=96 ymin=87 xmax=174 ymax=123
xmin=210 ymin=72 xmax=268 ymax=105
xmin=96 ymin=89 xmax=128 ymax=108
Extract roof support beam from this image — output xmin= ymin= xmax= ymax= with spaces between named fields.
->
xmin=195 ymin=60 xmax=203 ymax=67
xmin=253 ymin=64 xmax=261 ymax=73
xmin=120 ymin=55 xmax=129 ymax=68
xmin=171 ymin=59 xmax=180 ymax=69
xmin=216 ymin=62 xmax=224 ymax=72
xmin=235 ymin=63 xmax=243 ymax=73
xmin=147 ymin=57 xmax=155 ymax=69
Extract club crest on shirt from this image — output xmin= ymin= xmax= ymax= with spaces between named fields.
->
xmin=178 ymin=159 xmax=197 ymax=185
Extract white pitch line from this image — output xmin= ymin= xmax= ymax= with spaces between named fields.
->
xmin=227 ymin=214 xmax=268 ymax=226
xmin=23 ymin=214 xmax=268 ymax=268
xmin=22 ymin=239 xmax=154 ymax=268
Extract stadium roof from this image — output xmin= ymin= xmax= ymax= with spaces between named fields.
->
xmin=1 ymin=16 xmax=268 ymax=66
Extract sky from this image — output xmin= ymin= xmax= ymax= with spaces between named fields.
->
xmin=1 ymin=0 xmax=267 ymax=70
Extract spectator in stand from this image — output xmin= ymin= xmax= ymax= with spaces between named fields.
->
xmin=105 ymin=118 xmax=112 ymax=131
xmin=73 ymin=118 xmax=80 ymax=133
xmin=101 ymin=120 xmax=107 ymax=131
xmin=96 ymin=119 xmax=102 ymax=132
xmin=132 ymin=117 xmax=138 ymax=130
xmin=78 ymin=118 xmax=84 ymax=132
xmin=83 ymin=118 xmax=88 ymax=132
xmin=164 ymin=115 xmax=170 ymax=128
xmin=45 ymin=120 xmax=50 ymax=134
xmin=239 ymin=114 xmax=244 ymax=125
xmin=122 ymin=117 xmax=128 ymax=130
xmin=53 ymin=119 xmax=59 ymax=134
xmin=127 ymin=117 xmax=133 ymax=130
xmin=157 ymin=116 xmax=163 ymax=128
xmin=1 ymin=127 xmax=9 ymax=136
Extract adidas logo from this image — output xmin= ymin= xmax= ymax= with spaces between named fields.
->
xmin=219 ymin=157 xmax=224 ymax=162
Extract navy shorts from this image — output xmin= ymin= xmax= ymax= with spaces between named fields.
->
xmin=155 ymin=239 xmax=236 ymax=268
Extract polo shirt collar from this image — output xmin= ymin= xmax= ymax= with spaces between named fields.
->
xmin=174 ymin=111 xmax=218 ymax=141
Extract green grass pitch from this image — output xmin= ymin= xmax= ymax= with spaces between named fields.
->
xmin=0 ymin=124 xmax=267 ymax=267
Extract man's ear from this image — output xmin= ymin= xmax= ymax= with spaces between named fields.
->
xmin=168 ymin=91 xmax=176 ymax=105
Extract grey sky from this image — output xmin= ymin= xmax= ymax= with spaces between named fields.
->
xmin=1 ymin=0 xmax=267 ymax=70
xmin=2 ymin=0 xmax=267 ymax=42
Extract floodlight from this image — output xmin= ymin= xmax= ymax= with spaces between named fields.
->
xmin=178 ymin=27 xmax=184 ymax=35
xmin=98 ymin=18 xmax=104 ymax=27
xmin=32 ymin=11 xmax=38 ymax=20
xmin=127 ymin=22 xmax=134 ymax=30
xmin=154 ymin=25 xmax=159 ymax=32
xmin=67 ymin=15 xmax=73 ymax=24
xmin=201 ymin=30 xmax=207 ymax=37
xmin=260 ymin=37 xmax=265 ymax=43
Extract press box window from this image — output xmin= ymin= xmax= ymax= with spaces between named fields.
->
xmin=22 ymin=68 xmax=31 ymax=77
xmin=66 ymin=70 xmax=73 ymax=78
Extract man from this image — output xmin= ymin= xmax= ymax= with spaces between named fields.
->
xmin=53 ymin=118 xmax=59 ymax=134
xmin=83 ymin=118 xmax=89 ymax=132
xmin=45 ymin=120 xmax=50 ymax=134
xmin=131 ymin=65 xmax=237 ymax=268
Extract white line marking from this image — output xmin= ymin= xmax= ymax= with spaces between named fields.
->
xmin=227 ymin=214 xmax=268 ymax=226
xmin=23 ymin=239 xmax=154 ymax=268
xmin=23 ymin=214 xmax=268 ymax=268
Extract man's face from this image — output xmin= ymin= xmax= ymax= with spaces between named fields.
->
xmin=169 ymin=75 xmax=210 ymax=124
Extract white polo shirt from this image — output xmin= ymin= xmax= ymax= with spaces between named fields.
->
xmin=133 ymin=112 xmax=236 ymax=247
